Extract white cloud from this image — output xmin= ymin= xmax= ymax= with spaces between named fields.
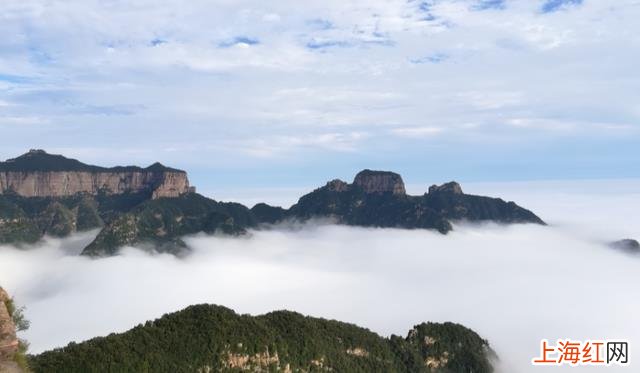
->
xmin=0 ymin=0 xmax=638 ymax=180
xmin=390 ymin=126 xmax=444 ymax=137
xmin=1 ymin=180 xmax=639 ymax=373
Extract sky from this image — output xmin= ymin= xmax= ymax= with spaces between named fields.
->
xmin=1 ymin=179 xmax=639 ymax=372
xmin=0 ymin=0 xmax=639 ymax=193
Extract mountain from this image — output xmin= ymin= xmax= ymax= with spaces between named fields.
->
xmin=609 ymin=238 xmax=640 ymax=254
xmin=81 ymin=193 xmax=256 ymax=256
xmin=282 ymin=170 xmax=544 ymax=233
xmin=0 ymin=149 xmax=192 ymax=199
xmin=29 ymin=304 xmax=496 ymax=373
xmin=0 ymin=151 xmax=545 ymax=256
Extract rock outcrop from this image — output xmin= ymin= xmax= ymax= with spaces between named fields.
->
xmin=0 ymin=288 xmax=21 ymax=373
xmin=325 ymin=179 xmax=350 ymax=192
xmin=0 ymin=150 xmax=191 ymax=199
xmin=429 ymin=181 xmax=463 ymax=195
xmin=353 ymin=170 xmax=406 ymax=195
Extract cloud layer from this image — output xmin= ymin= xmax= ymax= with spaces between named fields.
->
xmin=1 ymin=0 xmax=639 ymax=186
xmin=1 ymin=179 xmax=639 ymax=372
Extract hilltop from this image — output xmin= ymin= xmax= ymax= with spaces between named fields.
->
xmin=30 ymin=304 xmax=496 ymax=373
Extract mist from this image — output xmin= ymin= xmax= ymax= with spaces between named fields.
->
xmin=1 ymin=179 xmax=639 ymax=373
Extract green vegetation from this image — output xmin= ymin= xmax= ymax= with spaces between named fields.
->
xmin=3 ymin=296 xmax=31 ymax=372
xmin=30 ymin=304 xmax=495 ymax=373
xmin=0 ymin=149 xmax=182 ymax=173
xmin=4 ymin=297 xmax=31 ymax=332
xmin=0 ymin=193 xmax=109 ymax=245
xmin=286 ymin=182 xmax=543 ymax=233
xmin=81 ymin=193 xmax=255 ymax=256
xmin=0 ymin=151 xmax=544 ymax=256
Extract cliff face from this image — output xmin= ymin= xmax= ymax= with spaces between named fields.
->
xmin=0 ymin=170 xmax=189 ymax=198
xmin=0 ymin=150 xmax=191 ymax=199
xmin=353 ymin=169 xmax=406 ymax=195
xmin=0 ymin=287 xmax=20 ymax=372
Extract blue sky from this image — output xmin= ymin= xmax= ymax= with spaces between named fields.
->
xmin=0 ymin=0 xmax=639 ymax=194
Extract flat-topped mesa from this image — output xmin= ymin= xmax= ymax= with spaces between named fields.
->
xmin=353 ymin=170 xmax=406 ymax=195
xmin=0 ymin=150 xmax=192 ymax=199
xmin=428 ymin=181 xmax=463 ymax=195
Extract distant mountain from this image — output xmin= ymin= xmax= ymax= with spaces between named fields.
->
xmin=0 ymin=149 xmax=191 ymax=199
xmin=282 ymin=170 xmax=544 ymax=234
xmin=81 ymin=193 xmax=255 ymax=256
xmin=609 ymin=238 xmax=640 ymax=254
xmin=0 ymin=151 xmax=545 ymax=256
xmin=29 ymin=304 xmax=496 ymax=373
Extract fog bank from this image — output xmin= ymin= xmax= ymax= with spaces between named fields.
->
xmin=1 ymin=179 xmax=639 ymax=372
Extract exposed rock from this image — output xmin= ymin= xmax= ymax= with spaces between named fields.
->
xmin=609 ymin=239 xmax=640 ymax=253
xmin=223 ymin=350 xmax=280 ymax=370
xmin=31 ymin=304 xmax=497 ymax=373
xmin=425 ymin=351 xmax=450 ymax=369
xmin=325 ymin=179 xmax=350 ymax=192
xmin=429 ymin=181 xmax=463 ymax=195
xmin=0 ymin=150 xmax=545 ymax=254
xmin=0 ymin=150 xmax=190 ymax=199
xmin=346 ymin=347 xmax=369 ymax=357
xmin=353 ymin=170 xmax=406 ymax=195
xmin=287 ymin=170 xmax=543 ymax=235
xmin=402 ymin=322 xmax=495 ymax=373
xmin=0 ymin=287 xmax=21 ymax=373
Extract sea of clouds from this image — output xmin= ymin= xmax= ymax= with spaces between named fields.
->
xmin=1 ymin=179 xmax=639 ymax=372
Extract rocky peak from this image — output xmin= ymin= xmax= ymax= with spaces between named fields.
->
xmin=428 ymin=181 xmax=463 ymax=195
xmin=25 ymin=149 xmax=46 ymax=156
xmin=324 ymin=179 xmax=350 ymax=192
xmin=353 ymin=170 xmax=406 ymax=195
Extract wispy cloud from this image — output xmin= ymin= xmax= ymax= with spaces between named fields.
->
xmin=218 ymin=36 xmax=260 ymax=48
xmin=541 ymin=0 xmax=583 ymax=13
xmin=472 ymin=0 xmax=506 ymax=11
xmin=410 ymin=52 xmax=449 ymax=64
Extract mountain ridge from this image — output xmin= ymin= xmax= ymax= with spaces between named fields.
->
xmin=29 ymin=304 xmax=496 ymax=373
xmin=0 ymin=150 xmax=192 ymax=200
xmin=0 ymin=149 xmax=184 ymax=173
xmin=0 ymin=150 xmax=545 ymax=256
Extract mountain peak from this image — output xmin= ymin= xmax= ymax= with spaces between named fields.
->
xmin=429 ymin=181 xmax=463 ymax=195
xmin=25 ymin=148 xmax=48 ymax=155
xmin=2 ymin=150 xmax=94 ymax=172
xmin=353 ymin=169 xmax=406 ymax=195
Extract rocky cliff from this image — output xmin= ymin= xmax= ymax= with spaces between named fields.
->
xmin=0 ymin=288 xmax=21 ymax=373
xmin=353 ymin=169 xmax=406 ymax=195
xmin=0 ymin=150 xmax=191 ymax=199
